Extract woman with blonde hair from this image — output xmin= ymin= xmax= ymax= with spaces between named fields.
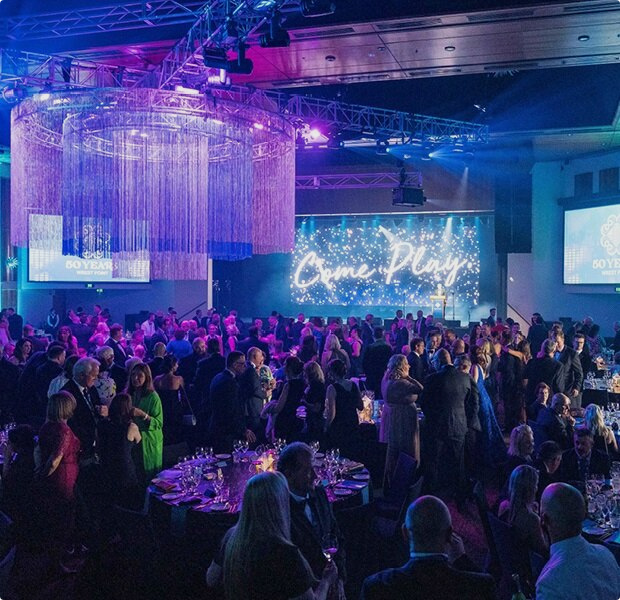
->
xmin=498 ymin=464 xmax=548 ymax=593
xmin=584 ymin=403 xmax=618 ymax=454
xmin=125 ymin=363 xmax=163 ymax=479
xmin=207 ymin=471 xmax=337 ymax=599
xmin=503 ymin=424 xmax=534 ymax=485
xmin=320 ymin=333 xmax=350 ymax=376
xmin=380 ymin=354 xmax=423 ymax=487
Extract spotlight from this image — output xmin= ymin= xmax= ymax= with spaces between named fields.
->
xmin=376 ymin=139 xmax=389 ymax=155
xmin=227 ymin=43 xmax=253 ymax=75
xmin=300 ymin=0 xmax=336 ymax=17
xmin=202 ymin=48 xmax=229 ymax=70
xmin=1 ymin=86 xmax=26 ymax=103
xmin=259 ymin=14 xmax=290 ymax=48
xmin=248 ymin=0 xmax=277 ymax=10
xmin=308 ymin=128 xmax=321 ymax=140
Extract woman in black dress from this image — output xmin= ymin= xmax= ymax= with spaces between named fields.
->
xmin=324 ymin=359 xmax=363 ymax=455
xmin=98 ymin=393 xmax=142 ymax=509
xmin=301 ymin=361 xmax=326 ymax=444
xmin=267 ymin=356 xmax=305 ymax=441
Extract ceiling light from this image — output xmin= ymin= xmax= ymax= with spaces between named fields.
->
xmin=325 ymin=55 xmax=336 ymax=62
xmin=300 ymin=0 xmax=336 ymax=18
xmin=577 ymin=34 xmax=590 ymax=42
xmin=444 ymin=45 xmax=456 ymax=52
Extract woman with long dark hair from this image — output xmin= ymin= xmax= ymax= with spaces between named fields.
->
xmin=153 ymin=355 xmax=187 ymax=445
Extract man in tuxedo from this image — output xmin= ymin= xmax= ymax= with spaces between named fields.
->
xmin=149 ymin=318 xmax=168 ymax=349
xmin=146 ymin=342 xmax=166 ymax=378
xmin=362 ymin=327 xmax=393 ymax=399
xmin=6 ymin=308 xmax=23 ymax=342
xmin=559 ymin=427 xmax=610 ymax=484
xmin=361 ymin=495 xmax=496 ymax=600
xmin=419 ymin=349 xmax=472 ymax=506
xmin=278 ymin=443 xmax=346 ymax=586
xmin=360 ymin=313 xmax=375 ymax=348
xmin=573 ymin=334 xmax=592 ymax=380
xmin=290 ymin=313 xmax=306 ymax=346
xmin=527 ymin=313 xmax=548 ymax=358
xmin=236 ymin=326 xmax=270 ymax=365
xmin=238 ymin=347 xmax=267 ymax=441
xmin=34 ymin=345 xmax=66 ymax=419
xmin=498 ymin=331 xmax=525 ymax=431
xmin=425 ymin=332 xmax=441 ymax=372
xmin=485 ymin=308 xmax=496 ymax=327
xmin=178 ymin=337 xmax=207 ymax=385
xmin=553 ymin=331 xmax=583 ymax=409
xmin=412 ymin=310 xmax=426 ymax=339
xmin=524 ymin=338 xmax=563 ymax=406
xmin=105 ymin=323 xmax=127 ymax=367
xmin=207 ymin=351 xmax=255 ymax=452
xmin=538 ymin=393 xmax=575 ymax=450
xmin=407 ymin=337 xmax=428 ymax=383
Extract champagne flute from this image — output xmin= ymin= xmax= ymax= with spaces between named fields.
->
xmin=321 ymin=534 xmax=338 ymax=562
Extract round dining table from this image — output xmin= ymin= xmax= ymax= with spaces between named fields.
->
xmin=149 ymin=451 xmax=372 ymax=537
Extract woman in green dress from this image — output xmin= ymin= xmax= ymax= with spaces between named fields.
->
xmin=126 ymin=363 xmax=163 ymax=480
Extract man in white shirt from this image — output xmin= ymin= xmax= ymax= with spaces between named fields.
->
xmin=536 ymin=482 xmax=620 ymax=600
xmin=141 ymin=312 xmax=156 ymax=339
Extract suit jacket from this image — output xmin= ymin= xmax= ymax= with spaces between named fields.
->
xmin=524 ymin=356 xmax=563 ymax=404
xmin=360 ymin=322 xmax=374 ymax=347
xmin=236 ymin=336 xmax=270 ymax=366
xmin=238 ymin=364 xmax=266 ymax=430
xmin=527 ymin=323 xmax=548 ymax=356
xmin=557 ymin=346 xmax=583 ymax=394
xmin=419 ymin=365 xmax=472 ymax=440
xmin=178 ymin=351 xmax=204 ymax=384
xmin=109 ymin=363 xmax=128 ymax=394
xmin=194 ymin=353 xmax=226 ymax=411
xmin=15 ymin=351 xmax=48 ymax=423
xmin=537 ymin=406 xmax=573 ymax=450
xmin=290 ymin=321 xmax=305 ymax=345
xmin=559 ymin=447 xmax=611 ymax=483
xmin=34 ymin=360 xmax=63 ymax=411
xmin=363 ymin=340 xmax=393 ymax=392
xmin=62 ymin=378 xmax=103 ymax=458
xmin=146 ymin=356 xmax=166 ymax=379
xmin=289 ymin=486 xmax=346 ymax=581
xmin=0 ymin=357 xmax=20 ymax=418
xmin=361 ymin=556 xmax=496 ymax=600
xmin=106 ymin=337 xmax=127 ymax=367
xmin=207 ymin=370 xmax=245 ymax=450
xmin=407 ymin=352 xmax=428 ymax=383
xmin=149 ymin=329 xmax=168 ymax=348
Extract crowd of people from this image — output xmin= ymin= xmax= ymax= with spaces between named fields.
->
xmin=0 ymin=303 xmax=619 ymax=598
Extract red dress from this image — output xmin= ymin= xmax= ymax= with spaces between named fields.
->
xmin=38 ymin=421 xmax=81 ymax=501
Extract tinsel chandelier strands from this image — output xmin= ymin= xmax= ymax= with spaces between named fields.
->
xmin=11 ymin=88 xmax=295 ymax=280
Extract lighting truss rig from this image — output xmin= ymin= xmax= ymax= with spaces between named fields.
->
xmin=296 ymin=172 xmax=423 ymax=190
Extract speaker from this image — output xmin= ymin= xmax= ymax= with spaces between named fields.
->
xmin=392 ymin=187 xmax=426 ymax=206
xmin=494 ymin=171 xmax=532 ymax=253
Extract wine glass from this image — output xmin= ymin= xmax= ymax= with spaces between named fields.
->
xmin=321 ymin=534 xmax=338 ymax=562
xmin=310 ymin=441 xmax=320 ymax=458
xmin=213 ymin=470 xmax=225 ymax=501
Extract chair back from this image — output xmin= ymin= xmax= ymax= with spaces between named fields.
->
xmin=487 ymin=511 xmax=520 ymax=578
xmin=384 ymin=452 xmax=417 ymax=505
xmin=472 ymin=481 xmax=500 ymax=580
xmin=396 ymin=475 xmax=425 ymax=524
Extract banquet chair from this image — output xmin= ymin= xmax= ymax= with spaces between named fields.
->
xmin=0 ymin=512 xmax=15 ymax=599
xmin=472 ymin=481 xmax=501 ymax=582
xmin=375 ymin=452 xmax=418 ymax=518
xmin=371 ymin=475 xmax=424 ymax=541
xmin=487 ymin=512 xmax=526 ymax=593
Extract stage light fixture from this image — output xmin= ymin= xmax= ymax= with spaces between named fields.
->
xmin=260 ymin=14 xmax=290 ymax=48
xmin=202 ymin=48 xmax=229 ymax=70
xmin=300 ymin=0 xmax=336 ymax=17
xmin=375 ymin=139 xmax=389 ymax=155
xmin=1 ymin=85 xmax=26 ymax=103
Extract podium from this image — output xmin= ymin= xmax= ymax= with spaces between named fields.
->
xmin=430 ymin=294 xmax=446 ymax=320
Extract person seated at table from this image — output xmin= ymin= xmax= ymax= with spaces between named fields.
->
xmin=527 ymin=382 xmax=551 ymax=422
xmin=536 ymin=483 xmax=620 ymax=600
xmin=558 ymin=427 xmax=611 ymax=486
xmin=534 ymin=441 xmax=563 ymax=500
xmin=206 ymin=471 xmax=337 ymax=600
xmin=502 ymin=424 xmax=534 ymax=486
xmin=498 ymin=465 xmax=548 ymax=593
xmin=583 ymin=403 xmax=618 ymax=455
xmin=98 ymin=393 xmax=142 ymax=510
xmin=361 ymin=495 xmax=496 ymax=600
xmin=324 ymin=359 xmax=364 ymax=456
xmin=277 ymin=442 xmax=346 ymax=590
xmin=537 ymin=393 xmax=575 ymax=450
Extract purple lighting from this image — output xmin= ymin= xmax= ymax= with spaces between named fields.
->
xmin=309 ymin=128 xmax=322 ymax=140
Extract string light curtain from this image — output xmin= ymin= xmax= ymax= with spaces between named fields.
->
xmin=11 ymin=88 xmax=295 ymax=280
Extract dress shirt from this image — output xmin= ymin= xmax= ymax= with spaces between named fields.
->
xmin=290 ymin=491 xmax=314 ymax=524
xmin=536 ymin=534 xmax=620 ymax=600
xmin=409 ymin=552 xmax=449 ymax=561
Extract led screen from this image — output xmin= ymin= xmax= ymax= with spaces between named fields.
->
xmin=564 ymin=204 xmax=620 ymax=284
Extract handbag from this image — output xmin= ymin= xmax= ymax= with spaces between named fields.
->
xmin=178 ymin=386 xmax=197 ymax=427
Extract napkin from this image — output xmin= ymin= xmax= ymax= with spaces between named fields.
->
xmin=152 ymin=479 xmax=178 ymax=492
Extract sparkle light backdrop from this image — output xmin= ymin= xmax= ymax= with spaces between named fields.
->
xmin=290 ymin=215 xmax=482 ymax=309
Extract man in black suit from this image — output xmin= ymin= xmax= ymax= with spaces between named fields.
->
xmin=361 ymin=495 xmax=496 ymax=600
xmin=290 ymin=313 xmax=306 ymax=346
xmin=105 ymin=323 xmax=127 ymax=367
xmin=498 ymin=331 xmax=526 ymax=432
xmin=363 ymin=327 xmax=393 ymax=399
xmin=238 ymin=347 xmax=267 ymax=442
xmin=573 ymin=334 xmax=592 ymax=382
xmin=277 ymin=443 xmax=346 ymax=586
xmin=207 ymin=351 xmax=255 ymax=452
xmin=34 ymin=345 xmax=66 ymax=420
xmin=524 ymin=338 xmax=564 ymax=406
xmin=194 ymin=338 xmax=226 ymax=411
xmin=553 ymin=330 xmax=583 ymax=409
xmin=63 ymin=357 xmax=107 ymax=461
xmin=360 ymin=313 xmax=374 ymax=348
xmin=6 ymin=308 xmax=23 ymax=342
xmin=538 ymin=393 xmax=575 ymax=450
xmin=527 ymin=313 xmax=548 ymax=358
xmin=146 ymin=342 xmax=167 ymax=378
xmin=419 ymin=349 xmax=472 ymax=505
xmin=0 ymin=343 xmax=20 ymax=423
xmin=149 ymin=318 xmax=168 ymax=350
xmin=178 ymin=337 xmax=207 ymax=386
xmin=407 ymin=337 xmax=427 ymax=383
xmin=559 ymin=427 xmax=610 ymax=484
xmin=412 ymin=310 xmax=426 ymax=339
xmin=236 ymin=326 xmax=270 ymax=365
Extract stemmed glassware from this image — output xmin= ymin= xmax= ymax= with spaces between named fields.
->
xmin=213 ymin=469 xmax=225 ymax=501
xmin=321 ymin=534 xmax=338 ymax=562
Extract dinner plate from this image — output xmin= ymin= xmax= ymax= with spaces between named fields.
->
xmin=583 ymin=524 xmax=609 ymax=536
xmin=215 ymin=453 xmax=232 ymax=460
xmin=315 ymin=452 xmax=325 ymax=459
xmin=161 ymin=492 xmax=184 ymax=501
xmin=351 ymin=473 xmax=370 ymax=481
xmin=210 ymin=502 xmax=230 ymax=511
xmin=333 ymin=488 xmax=353 ymax=496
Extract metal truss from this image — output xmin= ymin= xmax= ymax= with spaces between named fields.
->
xmin=147 ymin=0 xmax=300 ymax=89
xmin=0 ymin=2 xmax=205 ymax=42
xmin=0 ymin=49 xmax=146 ymax=93
xmin=296 ymin=171 xmax=423 ymax=190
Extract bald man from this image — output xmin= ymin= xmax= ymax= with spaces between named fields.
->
xmin=361 ymin=496 xmax=495 ymax=600
xmin=536 ymin=483 xmax=620 ymax=600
